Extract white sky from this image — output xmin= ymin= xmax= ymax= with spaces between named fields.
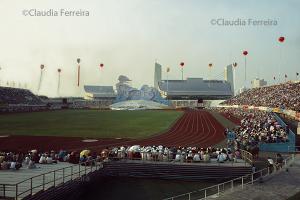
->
xmin=0 ymin=0 xmax=299 ymax=97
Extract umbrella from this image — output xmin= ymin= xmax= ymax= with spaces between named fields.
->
xmin=128 ymin=145 xmax=140 ymax=152
xmin=80 ymin=150 xmax=90 ymax=157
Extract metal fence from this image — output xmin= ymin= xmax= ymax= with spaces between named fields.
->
xmin=0 ymin=150 xmax=254 ymax=199
xmin=0 ymin=159 xmax=103 ymax=199
xmin=163 ymin=154 xmax=295 ymax=200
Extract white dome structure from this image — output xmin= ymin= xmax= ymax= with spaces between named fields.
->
xmin=110 ymin=100 xmax=170 ymax=110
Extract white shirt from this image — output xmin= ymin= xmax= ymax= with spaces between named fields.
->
xmin=46 ymin=157 xmax=53 ymax=164
xmin=39 ymin=156 xmax=46 ymax=164
xmin=193 ymin=154 xmax=200 ymax=161
xmin=267 ymin=158 xmax=274 ymax=165
xmin=10 ymin=162 xmax=16 ymax=169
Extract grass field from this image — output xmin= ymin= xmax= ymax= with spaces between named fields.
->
xmin=0 ymin=110 xmax=182 ymax=138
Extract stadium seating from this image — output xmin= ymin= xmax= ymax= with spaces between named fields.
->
xmin=221 ymin=81 xmax=300 ymax=112
xmin=0 ymin=87 xmax=43 ymax=105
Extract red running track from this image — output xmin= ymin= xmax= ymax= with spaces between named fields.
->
xmin=130 ymin=109 xmax=226 ymax=148
xmin=0 ymin=110 xmax=226 ymax=152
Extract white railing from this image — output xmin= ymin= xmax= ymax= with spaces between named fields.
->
xmin=163 ymin=154 xmax=295 ymax=200
xmin=0 ymin=159 xmax=103 ymax=199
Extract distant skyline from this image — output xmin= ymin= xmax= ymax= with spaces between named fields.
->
xmin=0 ymin=0 xmax=299 ymax=97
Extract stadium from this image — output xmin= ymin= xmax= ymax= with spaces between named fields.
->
xmin=1 ymin=1 xmax=300 ymax=200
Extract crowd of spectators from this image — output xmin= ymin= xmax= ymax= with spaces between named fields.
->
xmin=0 ymin=145 xmax=245 ymax=171
xmin=99 ymin=145 xmax=242 ymax=164
xmin=221 ymin=81 xmax=300 ymax=112
xmin=0 ymin=87 xmax=43 ymax=105
xmin=216 ymin=108 xmax=289 ymax=153
xmin=0 ymin=87 xmax=47 ymax=113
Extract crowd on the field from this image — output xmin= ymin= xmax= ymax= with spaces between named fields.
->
xmin=221 ymin=82 xmax=300 ymax=112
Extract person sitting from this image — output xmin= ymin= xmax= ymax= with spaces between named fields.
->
xmin=193 ymin=152 xmax=201 ymax=162
xmin=15 ymin=162 xmax=22 ymax=170
xmin=46 ymin=156 xmax=53 ymax=164
xmin=186 ymin=151 xmax=193 ymax=163
xmin=10 ymin=161 xmax=16 ymax=170
xmin=203 ymin=152 xmax=210 ymax=162
xmin=227 ymin=150 xmax=234 ymax=161
xmin=28 ymin=160 xmax=37 ymax=169
xmin=39 ymin=154 xmax=46 ymax=164
xmin=24 ymin=156 xmax=30 ymax=165
xmin=175 ymin=153 xmax=181 ymax=162
xmin=217 ymin=152 xmax=225 ymax=163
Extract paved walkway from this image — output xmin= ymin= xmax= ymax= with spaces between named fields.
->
xmin=0 ymin=162 xmax=96 ymax=199
xmin=208 ymin=154 xmax=300 ymax=200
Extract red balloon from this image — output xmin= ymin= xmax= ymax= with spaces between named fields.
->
xmin=243 ymin=51 xmax=248 ymax=56
xmin=40 ymin=64 xmax=44 ymax=69
xmin=100 ymin=63 xmax=104 ymax=68
xmin=278 ymin=36 xmax=285 ymax=43
xmin=180 ymin=62 xmax=184 ymax=67
xmin=58 ymin=69 xmax=61 ymax=73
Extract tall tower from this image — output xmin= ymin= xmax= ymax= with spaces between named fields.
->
xmin=224 ymin=64 xmax=234 ymax=95
xmin=154 ymin=62 xmax=162 ymax=89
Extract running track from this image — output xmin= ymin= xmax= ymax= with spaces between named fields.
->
xmin=0 ymin=110 xmax=226 ymax=152
xmin=131 ymin=109 xmax=226 ymax=148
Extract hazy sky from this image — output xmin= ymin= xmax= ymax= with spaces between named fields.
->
xmin=0 ymin=0 xmax=299 ymax=97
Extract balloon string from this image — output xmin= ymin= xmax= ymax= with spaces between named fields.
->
xmin=77 ymin=65 xmax=80 ymax=87
xmin=279 ymin=45 xmax=282 ymax=83
xmin=244 ymin=56 xmax=247 ymax=87
xmin=57 ymin=74 xmax=61 ymax=96
xmin=37 ymin=70 xmax=43 ymax=93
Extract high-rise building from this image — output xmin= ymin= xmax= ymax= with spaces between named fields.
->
xmin=224 ymin=64 xmax=234 ymax=95
xmin=251 ymin=78 xmax=267 ymax=88
xmin=154 ymin=62 xmax=162 ymax=89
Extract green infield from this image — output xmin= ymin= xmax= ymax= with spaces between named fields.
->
xmin=0 ymin=110 xmax=182 ymax=138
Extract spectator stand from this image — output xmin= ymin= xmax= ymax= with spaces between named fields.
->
xmin=258 ymin=113 xmax=296 ymax=153
xmin=218 ymin=105 xmax=297 ymax=153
